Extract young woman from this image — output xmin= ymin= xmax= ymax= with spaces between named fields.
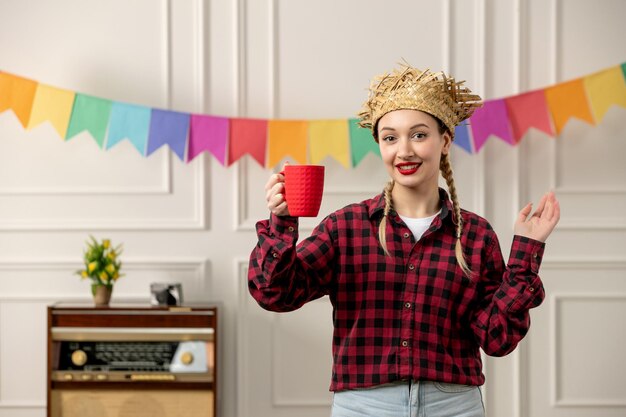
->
xmin=248 ymin=63 xmax=560 ymax=417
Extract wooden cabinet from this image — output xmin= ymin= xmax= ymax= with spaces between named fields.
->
xmin=47 ymin=304 xmax=218 ymax=417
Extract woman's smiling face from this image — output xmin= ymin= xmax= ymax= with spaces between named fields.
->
xmin=377 ymin=109 xmax=451 ymax=193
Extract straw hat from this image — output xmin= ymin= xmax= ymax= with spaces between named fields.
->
xmin=358 ymin=62 xmax=483 ymax=139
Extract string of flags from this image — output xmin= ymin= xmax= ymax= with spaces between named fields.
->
xmin=1 ymin=63 xmax=625 ymax=168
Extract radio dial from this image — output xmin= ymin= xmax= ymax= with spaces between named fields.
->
xmin=71 ymin=349 xmax=88 ymax=367
xmin=181 ymin=351 xmax=194 ymax=365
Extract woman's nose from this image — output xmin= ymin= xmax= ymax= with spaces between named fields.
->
xmin=397 ymin=138 xmax=415 ymax=158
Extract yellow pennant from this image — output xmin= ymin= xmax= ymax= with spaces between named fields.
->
xmin=27 ymin=84 xmax=75 ymax=138
xmin=267 ymin=120 xmax=307 ymax=168
xmin=584 ymin=66 xmax=626 ymax=123
xmin=309 ymin=119 xmax=350 ymax=168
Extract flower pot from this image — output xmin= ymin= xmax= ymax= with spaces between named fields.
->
xmin=92 ymin=284 xmax=113 ymax=306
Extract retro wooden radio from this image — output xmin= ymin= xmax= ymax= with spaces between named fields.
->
xmin=47 ymin=304 xmax=218 ymax=417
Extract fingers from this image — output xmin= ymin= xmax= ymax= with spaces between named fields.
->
xmin=532 ymin=192 xmax=549 ymax=218
xmin=517 ymin=202 xmax=532 ymax=224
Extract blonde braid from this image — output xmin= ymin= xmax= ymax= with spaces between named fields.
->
xmin=440 ymin=153 xmax=473 ymax=278
xmin=378 ymin=180 xmax=395 ymax=256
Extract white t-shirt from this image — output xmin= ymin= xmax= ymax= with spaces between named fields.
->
xmin=399 ymin=210 xmax=441 ymax=242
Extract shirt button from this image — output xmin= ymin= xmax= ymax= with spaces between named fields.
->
xmin=288 ymin=226 xmax=295 ymax=232
xmin=404 ymin=302 xmax=411 ymax=309
xmin=533 ymin=252 xmax=538 ymax=259
xmin=403 ymin=232 xmax=410 ymax=239
xmin=408 ymin=264 xmax=415 ymax=270
xmin=272 ymin=252 xmax=278 ymax=258
xmin=529 ymin=287 xmax=535 ymax=292
xmin=401 ymin=340 xmax=409 ymax=347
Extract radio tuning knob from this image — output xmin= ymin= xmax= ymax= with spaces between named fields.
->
xmin=71 ymin=350 xmax=88 ymax=366
xmin=181 ymin=352 xmax=194 ymax=365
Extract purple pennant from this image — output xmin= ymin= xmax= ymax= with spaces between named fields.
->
xmin=453 ymin=124 xmax=473 ymax=154
xmin=147 ymin=109 xmax=190 ymax=161
xmin=188 ymin=114 xmax=229 ymax=164
xmin=469 ymin=99 xmax=514 ymax=152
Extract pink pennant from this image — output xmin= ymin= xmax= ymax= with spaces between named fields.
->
xmin=188 ymin=114 xmax=229 ymax=164
xmin=469 ymin=99 xmax=514 ymax=152
xmin=228 ymin=118 xmax=268 ymax=166
xmin=505 ymin=90 xmax=554 ymax=142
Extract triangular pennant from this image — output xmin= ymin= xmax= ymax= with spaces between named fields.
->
xmin=228 ymin=118 xmax=267 ymax=166
xmin=505 ymin=89 xmax=554 ymax=142
xmin=267 ymin=120 xmax=307 ymax=168
xmin=0 ymin=72 xmax=38 ymax=127
xmin=348 ymin=118 xmax=380 ymax=166
xmin=469 ymin=99 xmax=514 ymax=152
xmin=545 ymin=78 xmax=594 ymax=134
xmin=27 ymin=84 xmax=75 ymax=137
xmin=188 ymin=114 xmax=229 ymax=164
xmin=584 ymin=66 xmax=626 ymax=122
xmin=309 ymin=119 xmax=351 ymax=168
xmin=66 ymin=93 xmax=112 ymax=147
xmin=453 ymin=124 xmax=473 ymax=154
xmin=106 ymin=102 xmax=151 ymax=155
xmin=146 ymin=109 xmax=190 ymax=161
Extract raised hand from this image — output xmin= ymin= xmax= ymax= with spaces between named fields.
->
xmin=514 ymin=191 xmax=560 ymax=243
xmin=265 ymin=163 xmax=289 ymax=216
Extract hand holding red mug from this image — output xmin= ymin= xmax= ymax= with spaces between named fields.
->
xmin=265 ymin=163 xmax=325 ymax=217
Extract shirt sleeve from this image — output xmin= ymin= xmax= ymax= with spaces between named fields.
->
xmin=248 ymin=213 xmax=336 ymax=312
xmin=470 ymin=234 xmax=546 ymax=356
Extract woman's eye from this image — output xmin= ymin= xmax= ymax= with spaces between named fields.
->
xmin=382 ymin=136 xmax=396 ymax=142
xmin=412 ymin=132 xmax=427 ymax=140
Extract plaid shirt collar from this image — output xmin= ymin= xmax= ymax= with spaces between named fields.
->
xmin=367 ymin=187 xmax=457 ymax=225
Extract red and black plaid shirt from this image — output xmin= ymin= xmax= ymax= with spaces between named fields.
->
xmin=248 ymin=188 xmax=545 ymax=391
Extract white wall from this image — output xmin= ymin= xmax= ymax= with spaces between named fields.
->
xmin=0 ymin=1 xmax=625 ymax=416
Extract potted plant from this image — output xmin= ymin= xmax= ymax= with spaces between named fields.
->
xmin=76 ymin=236 xmax=123 ymax=306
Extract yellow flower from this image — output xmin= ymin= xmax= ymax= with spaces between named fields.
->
xmin=106 ymin=264 xmax=116 ymax=274
xmin=113 ymin=272 xmax=120 ymax=281
xmin=81 ymin=270 xmax=88 ymax=279
xmin=88 ymin=262 xmax=98 ymax=273
xmin=108 ymin=251 xmax=117 ymax=261
xmin=103 ymin=239 xmax=110 ymax=249
xmin=99 ymin=271 xmax=109 ymax=281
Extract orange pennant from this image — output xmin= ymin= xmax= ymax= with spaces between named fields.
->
xmin=0 ymin=72 xmax=38 ymax=127
xmin=267 ymin=120 xmax=307 ymax=168
xmin=584 ymin=66 xmax=626 ymax=123
xmin=309 ymin=120 xmax=350 ymax=168
xmin=545 ymin=78 xmax=594 ymax=134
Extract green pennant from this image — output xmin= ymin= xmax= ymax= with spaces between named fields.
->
xmin=66 ymin=93 xmax=112 ymax=147
xmin=348 ymin=118 xmax=380 ymax=166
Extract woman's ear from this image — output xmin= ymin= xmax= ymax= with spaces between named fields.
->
xmin=441 ymin=131 xmax=452 ymax=155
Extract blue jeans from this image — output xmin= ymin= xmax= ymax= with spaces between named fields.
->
xmin=331 ymin=380 xmax=485 ymax=417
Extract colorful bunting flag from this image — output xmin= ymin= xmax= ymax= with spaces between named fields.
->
xmin=146 ymin=109 xmax=189 ymax=161
xmin=267 ymin=120 xmax=308 ymax=167
xmin=188 ymin=114 xmax=229 ymax=164
xmin=0 ymin=72 xmax=38 ymax=127
xmin=584 ymin=66 xmax=626 ymax=122
xmin=27 ymin=84 xmax=75 ymax=137
xmin=228 ymin=118 xmax=267 ymax=167
xmin=66 ymin=93 xmax=112 ymax=147
xmin=453 ymin=124 xmax=473 ymax=154
xmin=1 ymin=62 xmax=625 ymax=165
xmin=505 ymin=89 xmax=554 ymax=141
xmin=544 ymin=79 xmax=594 ymax=134
xmin=309 ymin=119 xmax=351 ymax=168
xmin=469 ymin=99 xmax=514 ymax=152
xmin=348 ymin=118 xmax=380 ymax=166
xmin=106 ymin=102 xmax=151 ymax=154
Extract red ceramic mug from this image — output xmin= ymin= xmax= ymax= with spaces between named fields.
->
xmin=280 ymin=165 xmax=325 ymax=217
